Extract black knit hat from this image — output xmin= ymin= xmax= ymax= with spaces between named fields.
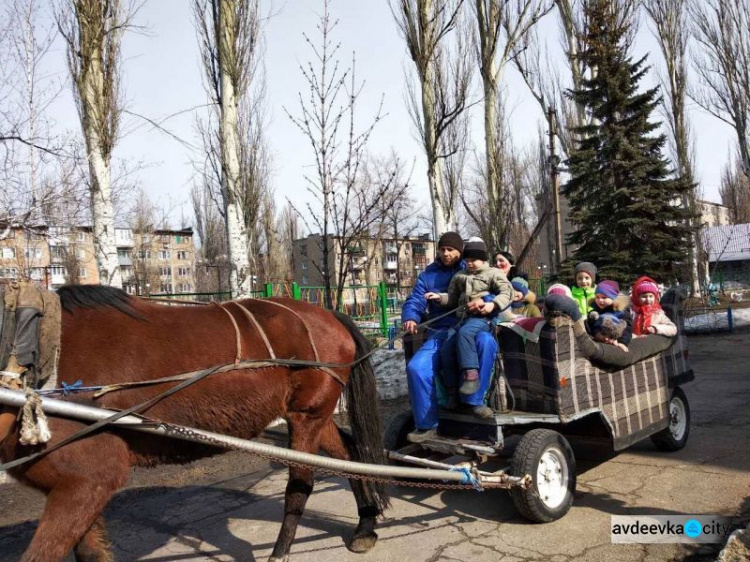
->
xmin=497 ymin=250 xmax=515 ymax=265
xmin=437 ymin=231 xmax=464 ymax=252
xmin=463 ymin=237 xmax=489 ymax=261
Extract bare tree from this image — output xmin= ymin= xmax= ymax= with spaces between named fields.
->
xmin=59 ymin=0 xmax=134 ymax=288
xmin=646 ymin=0 xmax=700 ymax=294
xmin=392 ymin=0 xmax=472 ymax=236
xmin=473 ymin=0 xmax=552 ymax=245
xmin=191 ymin=180 xmax=228 ymax=292
xmin=0 ymin=0 xmax=76 ymax=239
xmin=193 ymin=0 xmax=263 ymax=297
xmin=720 ymin=159 xmax=750 ymax=224
xmin=286 ymin=1 xmax=403 ymax=309
xmin=690 ymin=0 xmax=750 ymax=179
xmin=278 ymin=201 xmax=300 ymax=281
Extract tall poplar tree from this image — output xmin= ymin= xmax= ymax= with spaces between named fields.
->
xmin=563 ymin=0 xmax=693 ymax=283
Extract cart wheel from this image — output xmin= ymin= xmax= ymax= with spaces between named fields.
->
xmin=383 ymin=410 xmax=415 ymax=453
xmin=651 ymin=387 xmax=690 ymax=451
xmin=510 ymin=429 xmax=576 ymax=523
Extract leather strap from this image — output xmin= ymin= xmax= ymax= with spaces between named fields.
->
xmin=258 ymin=299 xmax=320 ymax=362
xmin=230 ymin=302 xmax=276 ymax=359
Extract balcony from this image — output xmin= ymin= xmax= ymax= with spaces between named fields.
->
xmin=384 ymin=261 xmax=398 ymax=270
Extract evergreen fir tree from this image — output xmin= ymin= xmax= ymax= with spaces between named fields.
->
xmin=563 ymin=0 xmax=694 ymax=284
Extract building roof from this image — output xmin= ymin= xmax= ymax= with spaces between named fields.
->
xmin=701 ymin=224 xmax=750 ymax=262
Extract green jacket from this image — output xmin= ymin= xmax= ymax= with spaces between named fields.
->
xmin=439 ymin=263 xmax=513 ymax=319
xmin=571 ymin=285 xmax=595 ymax=316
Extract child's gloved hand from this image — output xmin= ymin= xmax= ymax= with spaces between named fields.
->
xmin=424 ymin=292 xmax=442 ymax=301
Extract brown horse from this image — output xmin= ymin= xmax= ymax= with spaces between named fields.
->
xmin=0 ymin=285 xmax=389 ymax=562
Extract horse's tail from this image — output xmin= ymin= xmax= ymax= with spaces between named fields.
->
xmin=332 ymin=311 xmax=391 ymax=512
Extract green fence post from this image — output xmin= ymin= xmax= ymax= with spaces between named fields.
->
xmin=378 ymin=281 xmax=388 ymax=337
xmin=292 ymin=282 xmax=301 ymax=300
xmin=264 ymin=283 xmax=273 ymax=298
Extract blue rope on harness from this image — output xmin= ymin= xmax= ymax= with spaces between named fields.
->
xmin=37 ymin=380 xmax=104 ymax=396
xmin=449 ymin=466 xmax=483 ymax=491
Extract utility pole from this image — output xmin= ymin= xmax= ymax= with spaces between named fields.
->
xmin=548 ymin=107 xmax=564 ymax=273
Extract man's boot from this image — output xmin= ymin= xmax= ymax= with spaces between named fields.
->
xmin=459 ymin=369 xmax=480 ymax=395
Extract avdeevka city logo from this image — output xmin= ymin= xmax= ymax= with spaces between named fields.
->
xmin=684 ymin=519 xmax=702 ymax=538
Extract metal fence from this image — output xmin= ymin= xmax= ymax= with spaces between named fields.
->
xmin=150 ymin=276 xmax=555 ymax=336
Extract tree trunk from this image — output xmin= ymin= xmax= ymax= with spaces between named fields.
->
xmin=218 ymin=0 xmax=252 ymax=298
xmin=421 ymin=65 xmax=449 ymax=237
xmin=79 ymin=30 xmax=121 ymax=288
xmin=86 ymin=140 xmax=122 ymax=287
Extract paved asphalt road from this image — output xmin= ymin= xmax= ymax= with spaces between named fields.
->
xmin=1 ymin=333 xmax=749 ymax=562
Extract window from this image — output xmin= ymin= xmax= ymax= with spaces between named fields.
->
xmin=0 ymin=267 xmax=17 ymax=279
xmin=24 ymin=248 xmax=42 ymax=260
xmin=160 ymin=283 xmax=173 ymax=293
xmin=76 ymin=231 xmax=87 ymax=242
xmin=179 ymin=283 xmax=191 ymax=293
xmin=160 ymin=266 xmax=172 ymax=277
xmin=1 ymin=247 xmax=15 ymax=259
xmin=138 ymin=249 xmax=152 ymax=259
xmin=30 ymin=268 xmax=44 ymax=280
xmin=158 ymin=250 xmax=171 ymax=260
xmin=177 ymin=250 xmax=189 ymax=260
xmin=49 ymin=226 xmax=69 ymax=239
xmin=50 ymin=246 xmax=66 ymax=260
xmin=160 ymin=235 xmax=170 ymax=243
xmin=75 ymin=248 xmax=86 ymax=260
xmin=301 ymin=261 xmax=309 ymax=270
xmin=50 ymin=266 xmax=66 ymax=277
xmin=115 ymin=229 xmax=133 ymax=243
xmin=177 ymin=267 xmax=190 ymax=277
xmin=175 ymin=235 xmax=182 ymax=244
xmin=302 ymin=275 xmax=308 ymax=284
xmin=78 ymin=267 xmax=88 ymax=279
xmin=25 ymin=230 xmax=42 ymax=241
xmin=183 ymin=236 xmax=191 ymax=244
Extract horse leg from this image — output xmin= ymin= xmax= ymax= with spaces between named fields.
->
xmin=73 ymin=516 xmax=113 ymax=562
xmin=269 ymin=411 xmax=326 ymax=562
xmin=318 ymin=420 xmax=380 ymax=554
xmin=16 ymin=429 xmax=130 ymax=562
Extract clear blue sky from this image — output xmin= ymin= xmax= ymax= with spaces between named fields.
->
xmin=44 ymin=0 xmax=737 ymax=227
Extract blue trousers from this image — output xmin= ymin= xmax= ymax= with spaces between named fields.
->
xmin=406 ymin=327 xmax=498 ymax=429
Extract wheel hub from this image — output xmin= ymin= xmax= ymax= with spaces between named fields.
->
xmin=536 ymin=446 xmax=568 ymax=509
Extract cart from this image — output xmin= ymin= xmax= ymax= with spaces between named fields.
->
xmin=385 ymin=289 xmax=694 ymax=522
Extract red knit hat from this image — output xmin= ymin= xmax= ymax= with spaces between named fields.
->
xmin=633 ymin=276 xmax=660 ymax=298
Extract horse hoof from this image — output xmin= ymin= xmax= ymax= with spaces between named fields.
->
xmin=348 ymin=532 xmax=378 ymax=553
xmin=268 ymin=556 xmax=289 ymax=562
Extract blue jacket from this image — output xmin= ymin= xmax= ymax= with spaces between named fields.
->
xmin=401 ymin=259 xmax=463 ymax=331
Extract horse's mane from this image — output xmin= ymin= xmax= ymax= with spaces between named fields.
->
xmin=58 ymin=285 xmax=142 ymax=318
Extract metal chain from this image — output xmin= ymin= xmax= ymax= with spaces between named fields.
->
xmin=157 ymin=423 xmax=508 ymax=491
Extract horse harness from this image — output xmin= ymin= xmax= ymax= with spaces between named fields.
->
xmin=211 ymin=300 xmax=337 ymax=384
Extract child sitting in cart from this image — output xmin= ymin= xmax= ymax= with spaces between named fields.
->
xmin=632 ymin=276 xmax=677 ymax=337
xmin=588 ymin=280 xmax=633 ymax=351
xmin=425 ymin=238 xmax=512 ymax=417
xmin=571 ymin=262 xmax=597 ymax=316
xmin=509 ymin=277 xmax=542 ymax=318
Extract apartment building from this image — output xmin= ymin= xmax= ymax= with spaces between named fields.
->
xmin=292 ymin=233 xmax=434 ymax=288
xmin=114 ymin=226 xmax=196 ymax=295
xmin=0 ymin=225 xmax=98 ymax=288
xmin=0 ymin=224 xmax=196 ymax=294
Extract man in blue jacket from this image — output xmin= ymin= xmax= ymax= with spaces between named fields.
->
xmin=401 ymin=232 xmax=499 ymax=442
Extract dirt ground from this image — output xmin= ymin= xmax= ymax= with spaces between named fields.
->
xmin=1 ymin=333 xmax=749 ymax=562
